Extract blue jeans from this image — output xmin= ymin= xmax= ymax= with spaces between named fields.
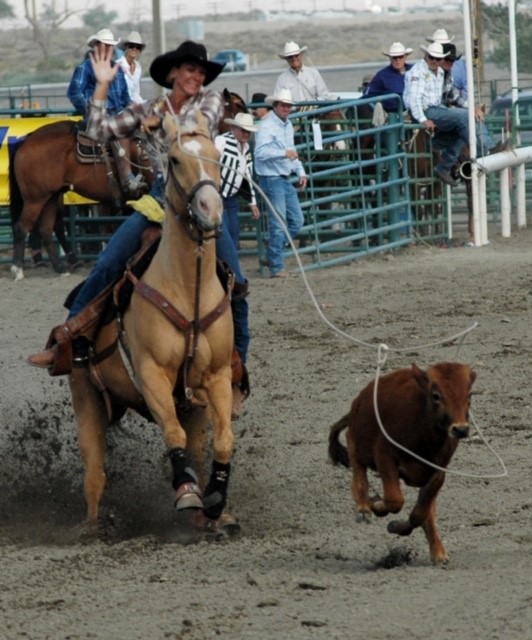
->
xmin=216 ymin=205 xmax=250 ymax=363
xmin=68 ymin=211 xmax=152 ymax=317
xmin=222 ymin=195 xmax=241 ymax=249
xmin=259 ymin=175 xmax=304 ymax=275
xmin=69 ymin=206 xmax=250 ymax=363
xmin=425 ymin=106 xmax=494 ymax=172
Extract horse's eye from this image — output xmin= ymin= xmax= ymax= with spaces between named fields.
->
xmin=170 ymin=156 xmax=179 ymax=166
xmin=432 ymin=390 xmax=441 ymax=404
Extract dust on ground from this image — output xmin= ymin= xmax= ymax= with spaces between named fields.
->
xmin=0 ymin=222 xmax=531 ymax=639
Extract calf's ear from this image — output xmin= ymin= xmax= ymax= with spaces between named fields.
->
xmin=411 ymin=362 xmax=429 ymax=391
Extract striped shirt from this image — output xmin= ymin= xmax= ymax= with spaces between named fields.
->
xmin=215 ymin=133 xmax=257 ymax=205
xmin=403 ymin=59 xmax=445 ymax=124
xmin=86 ymin=88 xmax=224 ymax=182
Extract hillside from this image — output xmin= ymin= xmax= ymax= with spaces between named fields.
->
xmin=0 ymin=11 xmax=503 ymax=85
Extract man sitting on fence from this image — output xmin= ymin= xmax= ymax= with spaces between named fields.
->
xmin=403 ymin=41 xmax=497 ymax=187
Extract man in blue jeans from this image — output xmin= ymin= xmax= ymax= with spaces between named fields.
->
xmin=253 ymin=88 xmax=308 ymax=278
xmin=404 ymin=41 xmax=496 ymax=187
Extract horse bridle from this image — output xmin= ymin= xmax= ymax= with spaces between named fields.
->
xmin=164 ymin=132 xmax=221 ymax=241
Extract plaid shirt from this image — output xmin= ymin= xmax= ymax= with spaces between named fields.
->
xmin=86 ymin=88 xmax=224 ymax=181
xmin=403 ymin=59 xmax=444 ymax=124
xmin=67 ymin=58 xmax=130 ymax=118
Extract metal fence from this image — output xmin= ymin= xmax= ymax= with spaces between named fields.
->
xmin=1 ymin=95 xmax=530 ymax=271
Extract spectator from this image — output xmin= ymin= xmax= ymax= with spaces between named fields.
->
xmin=403 ymin=41 xmax=495 ymax=187
xmin=67 ymin=28 xmax=145 ymax=196
xmin=273 ymin=41 xmax=329 ymax=103
xmin=254 ymin=89 xmax=308 ymax=278
xmin=117 ymin=31 xmax=146 ymax=104
xmin=248 ymin=92 xmax=271 ymax=120
xmin=365 ymin=42 xmax=413 ymax=113
xmin=215 ymin=112 xmax=260 ymax=250
xmin=426 ymin=28 xmax=468 ymax=106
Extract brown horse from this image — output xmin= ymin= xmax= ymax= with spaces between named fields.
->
xmin=69 ymin=112 xmax=237 ymax=538
xmin=9 ymin=119 xmax=152 ymax=280
xmin=406 ymin=127 xmax=473 ymax=239
xmin=9 ymin=88 xmax=247 ymax=280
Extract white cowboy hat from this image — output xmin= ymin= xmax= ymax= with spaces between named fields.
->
xmin=420 ymin=42 xmax=449 ymax=59
xmin=265 ymin=88 xmax=296 ymax=105
xmin=223 ymin=112 xmax=258 ymax=132
xmin=278 ymin=41 xmax=308 ymax=59
xmin=425 ymin=28 xmax=454 ymax=44
xmin=119 ymin=31 xmax=146 ymax=51
xmin=87 ymin=28 xmax=119 ymax=48
xmin=382 ymin=42 xmax=413 ymax=57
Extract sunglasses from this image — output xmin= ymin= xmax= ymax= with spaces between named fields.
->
xmin=427 ymin=54 xmax=441 ymax=61
xmin=127 ymin=44 xmax=142 ymax=50
xmin=391 ymin=55 xmax=405 ymax=60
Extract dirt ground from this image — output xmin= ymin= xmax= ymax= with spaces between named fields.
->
xmin=1 ymin=222 xmax=531 ymax=640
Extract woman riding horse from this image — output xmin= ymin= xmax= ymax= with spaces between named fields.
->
xmin=28 ymin=40 xmax=251 ymax=417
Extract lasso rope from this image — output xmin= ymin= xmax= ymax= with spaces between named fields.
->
xmin=142 ymin=108 xmax=508 ymax=480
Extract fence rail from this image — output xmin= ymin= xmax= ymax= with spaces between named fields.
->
xmin=1 ymin=96 xmax=530 ymax=272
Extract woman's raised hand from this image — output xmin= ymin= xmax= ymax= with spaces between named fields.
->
xmin=90 ymin=45 xmax=119 ymax=87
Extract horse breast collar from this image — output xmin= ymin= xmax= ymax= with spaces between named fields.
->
xmin=125 ymin=269 xmax=233 ymax=358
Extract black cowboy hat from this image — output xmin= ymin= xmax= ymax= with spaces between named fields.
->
xmin=249 ymin=92 xmax=271 ymax=109
xmin=149 ymin=40 xmax=224 ymax=89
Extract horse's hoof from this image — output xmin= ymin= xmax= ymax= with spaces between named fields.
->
xmin=53 ymin=264 xmax=69 ymax=275
xmin=192 ymin=511 xmax=241 ymax=540
xmin=10 ymin=265 xmax=24 ymax=281
xmin=174 ymin=482 xmax=203 ymax=511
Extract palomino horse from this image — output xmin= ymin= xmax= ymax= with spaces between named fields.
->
xmin=69 ymin=112 xmax=237 ymax=538
xmin=9 ymin=119 xmax=152 ymax=280
xmin=9 ymin=88 xmax=247 ymax=281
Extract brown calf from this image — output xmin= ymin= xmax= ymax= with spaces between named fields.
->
xmin=328 ymin=362 xmax=476 ymax=565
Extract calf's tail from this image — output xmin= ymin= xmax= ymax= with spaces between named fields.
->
xmin=328 ymin=414 xmax=351 ymax=468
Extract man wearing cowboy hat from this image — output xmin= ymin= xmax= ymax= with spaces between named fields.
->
xmin=248 ymin=92 xmax=271 ymax=120
xmin=404 ymin=41 xmax=495 ymax=186
xmin=117 ymin=31 xmax=146 ymax=104
xmin=67 ymin=27 xmax=145 ymax=196
xmin=365 ymin=42 xmax=414 ymax=113
xmin=254 ymin=89 xmax=307 ymax=278
xmin=214 ymin=112 xmax=260 ymax=398
xmin=273 ymin=41 xmax=329 ymax=104
xmin=29 ymin=40 xmax=251 ymax=414
xmin=426 ymin=28 xmax=470 ymax=108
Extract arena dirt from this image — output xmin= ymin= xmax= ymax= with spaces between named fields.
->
xmin=1 ymin=223 xmax=531 ymax=640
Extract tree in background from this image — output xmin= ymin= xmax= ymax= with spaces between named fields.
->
xmin=83 ymin=4 xmax=118 ymax=31
xmin=483 ymin=1 xmax=532 ymax=73
xmin=24 ymin=0 xmax=79 ymax=60
xmin=0 ymin=0 xmax=14 ymax=18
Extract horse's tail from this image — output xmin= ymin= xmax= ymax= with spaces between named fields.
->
xmin=328 ymin=413 xmax=351 ymax=468
xmin=8 ymin=138 xmax=26 ymax=227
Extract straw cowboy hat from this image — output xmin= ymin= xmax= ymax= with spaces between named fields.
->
xmin=420 ymin=42 xmax=449 ymax=59
xmin=265 ymin=88 xmax=296 ymax=105
xmin=223 ymin=112 xmax=258 ymax=132
xmin=149 ymin=40 xmax=224 ymax=89
xmin=278 ymin=41 xmax=308 ymax=58
xmin=119 ymin=31 xmax=146 ymax=51
xmin=425 ymin=28 xmax=454 ymax=44
xmin=87 ymin=28 xmax=119 ymax=48
xmin=382 ymin=42 xmax=413 ymax=57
